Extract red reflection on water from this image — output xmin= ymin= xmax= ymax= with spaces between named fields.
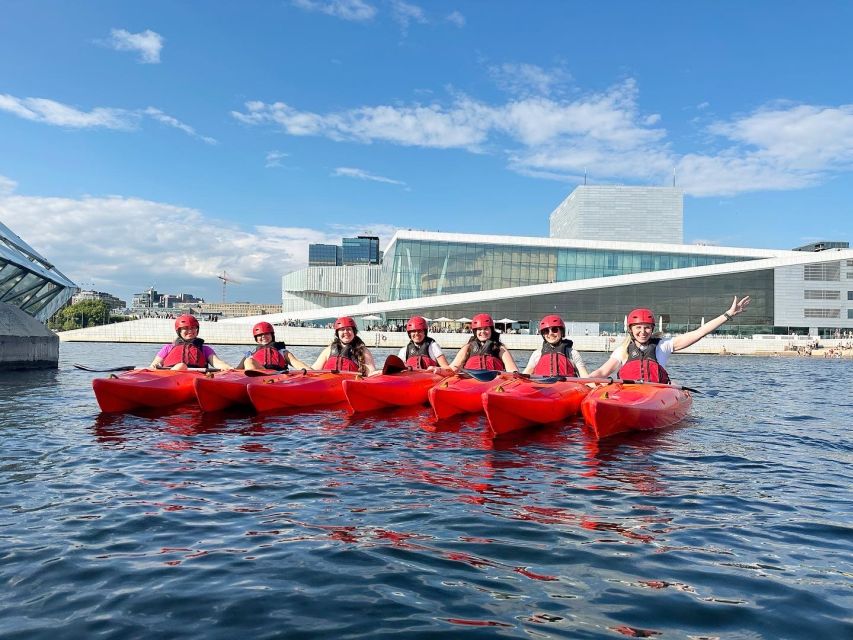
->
xmin=513 ymin=567 xmax=558 ymax=581
xmin=611 ymin=624 xmax=662 ymax=637
xmin=444 ymin=618 xmax=513 ymax=628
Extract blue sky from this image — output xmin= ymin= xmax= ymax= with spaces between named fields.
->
xmin=1 ymin=0 xmax=852 ymax=304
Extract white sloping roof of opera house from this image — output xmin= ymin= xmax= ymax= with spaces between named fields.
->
xmin=226 ymin=231 xmax=851 ymax=326
xmin=0 ymin=219 xmax=77 ymax=322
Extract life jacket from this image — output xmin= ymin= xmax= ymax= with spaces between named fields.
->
xmin=322 ymin=342 xmax=360 ymax=372
xmin=618 ymin=338 xmax=671 ymax=383
xmin=249 ymin=341 xmax=290 ymax=371
xmin=405 ymin=337 xmax=438 ymax=369
xmin=161 ymin=338 xmax=208 ymax=368
xmin=533 ymin=339 xmax=578 ymax=377
xmin=464 ymin=339 xmax=505 ymax=371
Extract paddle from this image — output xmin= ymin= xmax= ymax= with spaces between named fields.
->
xmin=243 ymin=368 xmax=308 ymax=377
xmin=382 ymin=355 xmax=409 ymax=375
xmin=73 ymin=363 xmax=136 ymax=372
xmin=614 ymin=378 xmax=704 ymax=395
xmin=459 ymin=369 xmax=503 ymax=382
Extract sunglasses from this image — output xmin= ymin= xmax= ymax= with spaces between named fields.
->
xmin=542 ymin=327 xmax=562 ymax=335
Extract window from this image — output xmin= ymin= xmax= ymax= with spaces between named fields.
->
xmin=804 ymin=290 xmax=841 ymax=300
xmin=804 ymin=308 xmax=840 ymax=318
xmin=804 ymin=262 xmax=841 ymax=281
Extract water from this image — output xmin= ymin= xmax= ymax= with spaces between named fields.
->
xmin=1 ymin=343 xmax=851 ymax=639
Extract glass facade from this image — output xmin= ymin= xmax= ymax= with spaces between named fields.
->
xmin=381 ymin=239 xmax=754 ymax=302
xmin=342 ymin=236 xmax=380 ymax=265
xmin=0 ymin=221 xmax=76 ymax=322
xmin=308 ymin=244 xmax=342 ymax=266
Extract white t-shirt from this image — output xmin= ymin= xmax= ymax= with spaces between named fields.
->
xmin=397 ymin=341 xmax=444 ymax=362
xmin=609 ymin=337 xmax=675 ymax=367
xmin=526 ymin=347 xmax=586 ymax=372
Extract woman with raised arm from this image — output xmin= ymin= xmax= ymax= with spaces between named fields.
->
xmin=588 ymin=296 xmax=751 ymax=382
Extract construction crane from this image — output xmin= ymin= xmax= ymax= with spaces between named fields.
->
xmin=217 ymin=271 xmax=239 ymax=303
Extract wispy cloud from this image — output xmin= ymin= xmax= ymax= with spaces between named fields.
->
xmin=292 ymin=0 xmax=377 ymax=22
xmin=106 ymin=28 xmax=164 ymax=64
xmin=265 ymin=150 xmax=289 ymax=168
xmin=390 ymin=0 xmax=427 ymax=33
xmin=333 ymin=166 xmax=407 ymax=186
xmin=488 ymin=62 xmax=571 ymax=98
xmin=0 ymin=193 xmax=397 ymax=301
xmin=0 ymin=93 xmax=215 ymax=143
xmin=446 ymin=11 xmax=465 ymax=28
xmin=233 ymin=80 xmax=853 ymax=197
xmin=0 ymin=174 xmax=18 ymax=195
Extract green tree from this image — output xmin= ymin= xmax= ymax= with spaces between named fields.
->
xmin=49 ymin=299 xmax=112 ymax=330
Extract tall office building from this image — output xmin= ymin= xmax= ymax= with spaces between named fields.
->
xmin=308 ymin=243 xmax=342 ymax=266
xmin=342 ymin=235 xmax=380 ymax=265
xmin=550 ymin=186 xmax=683 ymax=244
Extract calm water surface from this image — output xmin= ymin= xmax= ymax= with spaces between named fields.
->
xmin=1 ymin=342 xmax=851 ymax=639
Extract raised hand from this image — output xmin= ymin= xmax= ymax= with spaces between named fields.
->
xmin=727 ymin=295 xmax=751 ymax=317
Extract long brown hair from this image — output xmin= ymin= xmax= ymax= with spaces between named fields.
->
xmin=330 ymin=334 xmax=369 ymax=375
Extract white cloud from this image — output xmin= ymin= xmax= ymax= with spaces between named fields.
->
xmin=390 ymin=0 xmax=428 ymax=32
xmin=107 ymin=28 xmax=164 ymax=64
xmin=333 ymin=166 xmax=407 ymax=186
xmin=0 ymin=175 xmax=18 ymax=195
xmin=0 ymin=193 xmax=398 ymax=301
xmin=0 ymin=93 xmax=215 ymax=143
xmin=265 ymin=150 xmax=290 ymax=168
xmin=292 ymin=0 xmax=377 ymax=21
xmin=488 ymin=62 xmax=570 ymax=98
xmin=446 ymin=11 xmax=465 ymax=27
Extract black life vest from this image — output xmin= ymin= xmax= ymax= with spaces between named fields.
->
xmin=162 ymin=337 xmax=208 ymax=368
xmin=534 ymin=339 xmax=578 ymax=377
xmin=405 ymin=337 xmax=439 ymax=369
xmin=322 ymin=342 xmax=360 ymax=372
xmin=250 ymin=341 xmax=290 ymax=371
xmin=464 ymin=339 xmax=505 ymax=371
xmin=619 ymin=338 xmax=671 ymax=383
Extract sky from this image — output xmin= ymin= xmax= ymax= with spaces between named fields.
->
xmin=1 ymin=0 xmax=852 ymax=305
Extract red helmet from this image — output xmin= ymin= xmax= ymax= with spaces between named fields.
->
xmin=539 ymin=314 xmax=565 ymax=333
xmin=406 ymin=316 xmax=428 ymax=333
xmin=253 ymin=321 xmax=275 ymax=338
xmin=627 ymin=308 xmax=655 ymax=326
xmin=334 ymin=316 xmax=357 ymax=331
xmin=175 ymin=314 xmax=199 ymax=331
xmin=471 ymin=313 xmax=494 ymax=330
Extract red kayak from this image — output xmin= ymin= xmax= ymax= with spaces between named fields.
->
xmin=343 ymin=370 xmax=443 ymax=413
xmin=92 ymin=369 xmax=203 ymax=413
xmin=247 ymin=371 xmax=358 ymax=412
xmin=581 ymin=382 xmax=693 ymax=439
xmin=482 ymin=377 xmax=591 ymax=437
xmin=192 ymin=370 xmax=280 ymax=412
xmin=427 ymin=373 xmax=508 ymax=419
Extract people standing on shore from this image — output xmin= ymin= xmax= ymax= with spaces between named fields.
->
xmin=397 ymin=316 xmax=450 ymax=371
xmin=312 ymin=316 xmax=377 ymax=376
xmin=149 ymin=314 xmax=233 ymax=371
xmin=448 ymin=313 xmax=519 ymax=372
xmin=523 ymin=314 xmax=590 ymax=377
xmin=242 ymin=321 xmax=311 ymax=371
xmin=588 ymin=296 xmax=751 ymax=382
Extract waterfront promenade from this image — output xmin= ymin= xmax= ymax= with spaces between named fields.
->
xmin=56 ymin=318 xmax=848 ymax=356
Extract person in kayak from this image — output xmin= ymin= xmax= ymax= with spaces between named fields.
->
xmin=149 ymin=314 xmax=234 ymax=371
xmin=448 ymin=313 xmax=519 ymax=372
xmin=396 ymin=315 xmax=451 ymax=371
xmin=523 ymin=314 xmax=590 ymax=377
xmin=242 ymin=321 xmax=311 ymax=371
xmin=588 ymin=296 xmax=751 ymax=382
xmin=312 ymin=316 xmax=377 ymax=376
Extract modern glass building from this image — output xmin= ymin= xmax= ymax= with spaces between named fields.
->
xmin=342 ymin=235 xmax=380 ymax=265
xmin=309 ymin=243 xmax=342 ymax=266
xmin=256 ymin=187 xmax=853 ymax=338
xmin=0 ymin=220 xmax=76 ymax=322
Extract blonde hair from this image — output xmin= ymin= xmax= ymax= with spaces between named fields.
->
xmin=618 ymin=328 xmax=664 ymax=362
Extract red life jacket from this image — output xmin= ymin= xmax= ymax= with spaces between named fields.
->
xmin=322 ymin=342 xmax=359 ymax=372
xmin=533 ymin=339 xmax=578 ymax=377
xmin=618 ymin=338 xmax=671 ymax=383
xmin=464 ymin=339 xmax=505 ymax=371
xmin=161 ymin=338 xmax=208 ymax=368
xmin=405 ymin=337 xmax=438 ymax=369
xmin=249 ymin=341 xmax=290 ymax=371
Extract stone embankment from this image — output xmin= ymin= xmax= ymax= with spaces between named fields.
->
xmin=55 ymin=318 xmax=845 ymax=356
xmin=1 ymin=303 xmax=59 ymax=369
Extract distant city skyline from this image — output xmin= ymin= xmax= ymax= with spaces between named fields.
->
xmin=1 ymin=1 xmax=852 ymax=304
